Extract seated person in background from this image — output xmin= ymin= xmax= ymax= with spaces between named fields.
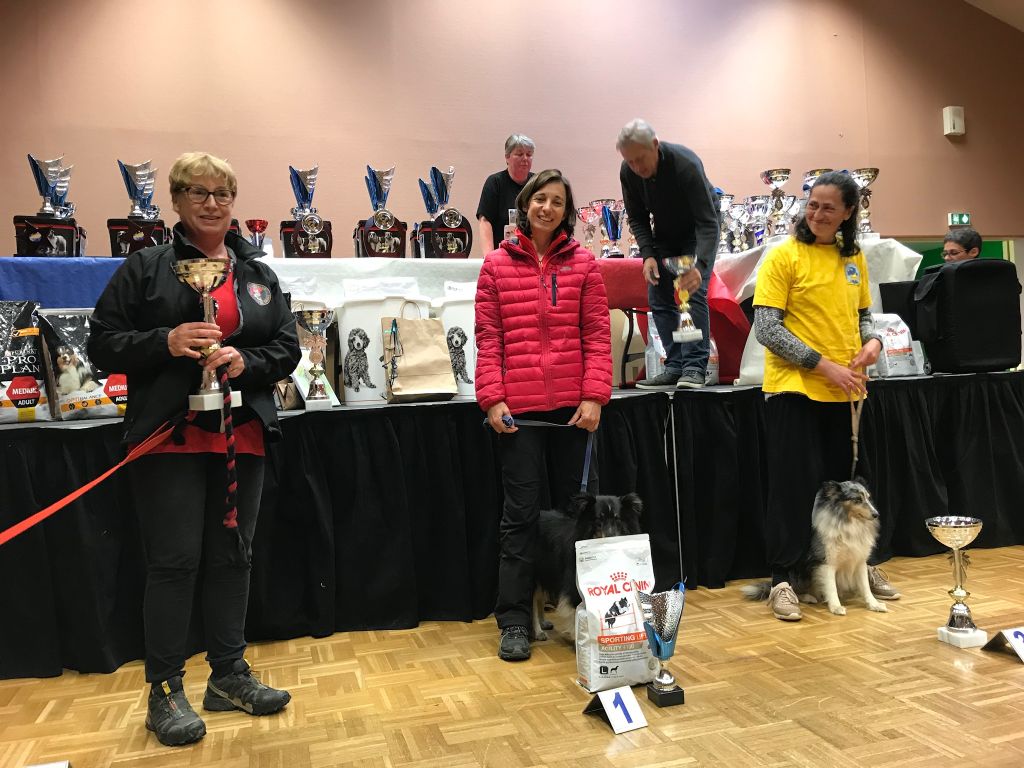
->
xmin=942 ymin=227 xmax=982 ymax=262
xmin=477 ymin=134 xmax=535 ymax=252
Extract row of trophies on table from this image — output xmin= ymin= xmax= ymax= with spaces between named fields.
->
xmin=716 ymin=167 xmax=880 ymax=254
xmin=13 ymin=156 xmax=476 ymax=260
xmin=14 ymin=154 xmax=880 ymax=260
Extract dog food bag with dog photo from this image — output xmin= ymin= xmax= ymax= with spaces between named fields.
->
xmin=575 ymin=533 xmax=657 ymax=693
xmin=38 ymin=310 xmax=126 ymax=421
xmin=0 ymin=301 xmax=52 ymax=423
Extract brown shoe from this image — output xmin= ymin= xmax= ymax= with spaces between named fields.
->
xmin=768 ymin=582 xmax=802 ymax=621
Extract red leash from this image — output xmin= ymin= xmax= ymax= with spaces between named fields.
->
xmin=0 ymin=421 xmax=177 ymax=547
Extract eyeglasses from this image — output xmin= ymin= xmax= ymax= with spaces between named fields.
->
xmin=941 ymin=249 xmax=966 ymax=258
xmin=182 ymin=186 xmax=235 ymax=205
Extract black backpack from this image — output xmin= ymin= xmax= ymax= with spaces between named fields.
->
xmin=913 ymin=259 xmax=1021 ymax=373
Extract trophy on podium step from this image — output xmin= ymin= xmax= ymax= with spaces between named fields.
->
xmin=281 ymin=165 xmax=333 ymax=257
xmin=15 ymin=154 xmax=86 ymax=256
xmin=106 ymin=160 xmax=168 ymax=256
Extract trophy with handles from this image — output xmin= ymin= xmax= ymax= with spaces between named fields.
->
xmin=173 ymin=258 xmax=243 ymax=411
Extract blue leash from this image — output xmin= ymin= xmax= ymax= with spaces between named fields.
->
xmin=482 ymin=415 xmax=595 ymax=493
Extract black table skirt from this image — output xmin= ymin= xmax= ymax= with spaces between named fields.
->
xmin=0 ymin=393 xmax=677 ymax=679
xmin=4 ymin=373 xmax=1024 ymax=679
xmin=673 ymin=371 xmax=1024 ymax=588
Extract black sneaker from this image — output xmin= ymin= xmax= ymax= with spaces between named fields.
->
xmin=146 ymin=676 xmax=206 ymax=747
xmin=498 ymin=625 xmax=531 ymax=661
xmin=636 ymin=371 xmax=681 ymax=389
xmin=203 ymin=659 xmax=291 ymax=715
xmin=676 ymin=369 xmax=706 ymax=389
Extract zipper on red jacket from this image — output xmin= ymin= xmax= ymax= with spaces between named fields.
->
xmin=551 ymin=272 xmax=558 ymax=306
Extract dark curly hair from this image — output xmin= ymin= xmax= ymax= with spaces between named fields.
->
xmin=514 ymin=168 xmax=577 ymax=241
xmin=794 ymin=170 xmax=861 ymax=258
xmin=943 ymin=227 xmax=982 ymax=254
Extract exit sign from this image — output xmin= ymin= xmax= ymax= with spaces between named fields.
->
xmin=948 ymin=212 xmax=972 ymax=226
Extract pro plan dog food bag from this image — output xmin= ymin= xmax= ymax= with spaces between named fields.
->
xmin=38 ymin=310 xmax=127 ymax=420
xmin=0 ymin=301 xmax=52 ymax=423
xmin=575 ymin=533 xmax=657 ymax=693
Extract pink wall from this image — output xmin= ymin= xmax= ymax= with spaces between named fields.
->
xmin=0 ymin=0 xmax=1021 ymax=255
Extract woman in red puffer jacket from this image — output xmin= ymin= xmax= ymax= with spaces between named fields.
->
xmin=475 ymin=168 xmax=612 ymax=662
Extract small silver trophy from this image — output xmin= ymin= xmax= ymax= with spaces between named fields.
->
xmin=577 ymin=205 xmax=599 ymax=251
xmin=760 ymin=168 xmax=791 ymax=239
xmin=717 ymin=193 xmax=734 ymax=254
xmin=118 ymin=160 xmax=161 ymax=220
xmin=28 ymin=154 xmax=76 ymax=219
xmin=599 ymin=201 xmax=625 ymax=258
xmin=663 ymin=256 xmax=703 ymax=343
xmin=364 ymin=164 xmax=397 ymax=231
xmin=925 ymin=516 xmax=987 ymax=648
xmin=429 ymin=166 xmax=463 ymax=228
xmin=294 ymin=306 xmax=335 ymax=410
xmin=744 ymin=194 xmax=772 ymax=246
xmin=636 ymin=582 xmax=685 ymax=707
xmin=727 ymin=202 xmax=749 ymax=252
xmin=289 ymin=164 xmax=327 ymax=254
xmin=173 ymin=258 xmax=242 ymax=411
xmin=850 ymin=167 xmax=879 ymax=235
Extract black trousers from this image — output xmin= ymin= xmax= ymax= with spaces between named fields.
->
xmin=495 ymin=410 xmax=598 ymax=629
xmin=129 ymin=452 xmax=264 ymax=683
xmin=764 ymin=393 xmax=874 ymax=579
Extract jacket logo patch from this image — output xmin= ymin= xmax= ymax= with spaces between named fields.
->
xmin=844 ymin=263 xmax=861 ymax=285
xmin=248 ymin=283 xmax=271 ymax=305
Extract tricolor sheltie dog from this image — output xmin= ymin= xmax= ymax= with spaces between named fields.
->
xmin=743 ymin=479 xmax=888 ymax=615
xmin=532 ymin=492 xmax=644 ymax=641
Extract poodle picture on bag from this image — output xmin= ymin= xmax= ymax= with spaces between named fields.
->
xmin=446 ymin=326 xmax=473 ymax=385
xmin=343 ymin=327 xmax=376 ymax=391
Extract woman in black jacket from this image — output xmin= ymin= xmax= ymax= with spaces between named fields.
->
xmin=88 ymin=152 xmax=300 ymax=747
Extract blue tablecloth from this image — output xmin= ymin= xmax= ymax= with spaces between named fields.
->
xmin=0 ymin=257 xmax=124 ymax=308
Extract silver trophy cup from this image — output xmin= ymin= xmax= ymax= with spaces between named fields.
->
xmin=925 ymin=516 xmax=987 ymax=648
xmin=294 ymin=306 xmax=335 ymax=410
xmin=636 ymin=582 xmax=686 ymax=707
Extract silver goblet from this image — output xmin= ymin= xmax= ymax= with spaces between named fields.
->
xmin=925 ymin=516 xmax=987 ymax=648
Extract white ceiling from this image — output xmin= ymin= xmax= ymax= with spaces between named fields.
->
xmin=964 ymin=0 xmax=1024 ymax=32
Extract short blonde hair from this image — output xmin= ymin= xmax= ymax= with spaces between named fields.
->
xmin=168 ymin=152 xmax=237 ymax=195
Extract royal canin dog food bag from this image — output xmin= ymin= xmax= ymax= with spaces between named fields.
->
xmin=38 ymin=310 xmax=128 ymax=420
xmin=575 ymin=533 xmax=657 ymax=693
xmin=0 ymin=301 xmax=52 ymax=423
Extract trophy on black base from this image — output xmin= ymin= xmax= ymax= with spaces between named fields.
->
xmin=173 ymin=258 xmax=243 ymax=411
xmin=281 ymin=165 xmax=333 ymax=257
xmin=354 ymin=165 xmax=407 ymax=258
xmin=15 ymin=154 xmax=86 ymax=256
xmin=636 ymin=582 xmax=686 ymax=707
xmin=107 ymin=160 xmax=168 ymax=256
xmin=414 ymin=166 xmax=473 ymax=258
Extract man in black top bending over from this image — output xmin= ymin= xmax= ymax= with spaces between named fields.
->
xmin=618 ymin=118 xmax=719 ymax=389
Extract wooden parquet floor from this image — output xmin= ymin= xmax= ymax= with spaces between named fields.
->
xmin=2 ymin=547 xmax=1024 ymax=768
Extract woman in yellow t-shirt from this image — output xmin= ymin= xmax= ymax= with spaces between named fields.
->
xmin=751 ymin=171 xmax=899 ymax=621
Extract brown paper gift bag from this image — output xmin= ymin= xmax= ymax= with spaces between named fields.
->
xmin=380 ymin=302 xmax=458 ymax=403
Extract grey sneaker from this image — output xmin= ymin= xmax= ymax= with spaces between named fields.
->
xmin=676 ymin=369 xmax=705 ymax=389
xmin=637 ymin=371 xmax=680 ymax=389
xmin=868 ymin=566 xmax=901 ymax=600
xmin=768 ymin=582 xmax=802 ymax=621
xmin=146 ymin=676 xmax=206 ymax=747
xmin=204 ymin=659 xmax=291 ymax=715
xmin=498 ymin=625 xmax=531 ymax=661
